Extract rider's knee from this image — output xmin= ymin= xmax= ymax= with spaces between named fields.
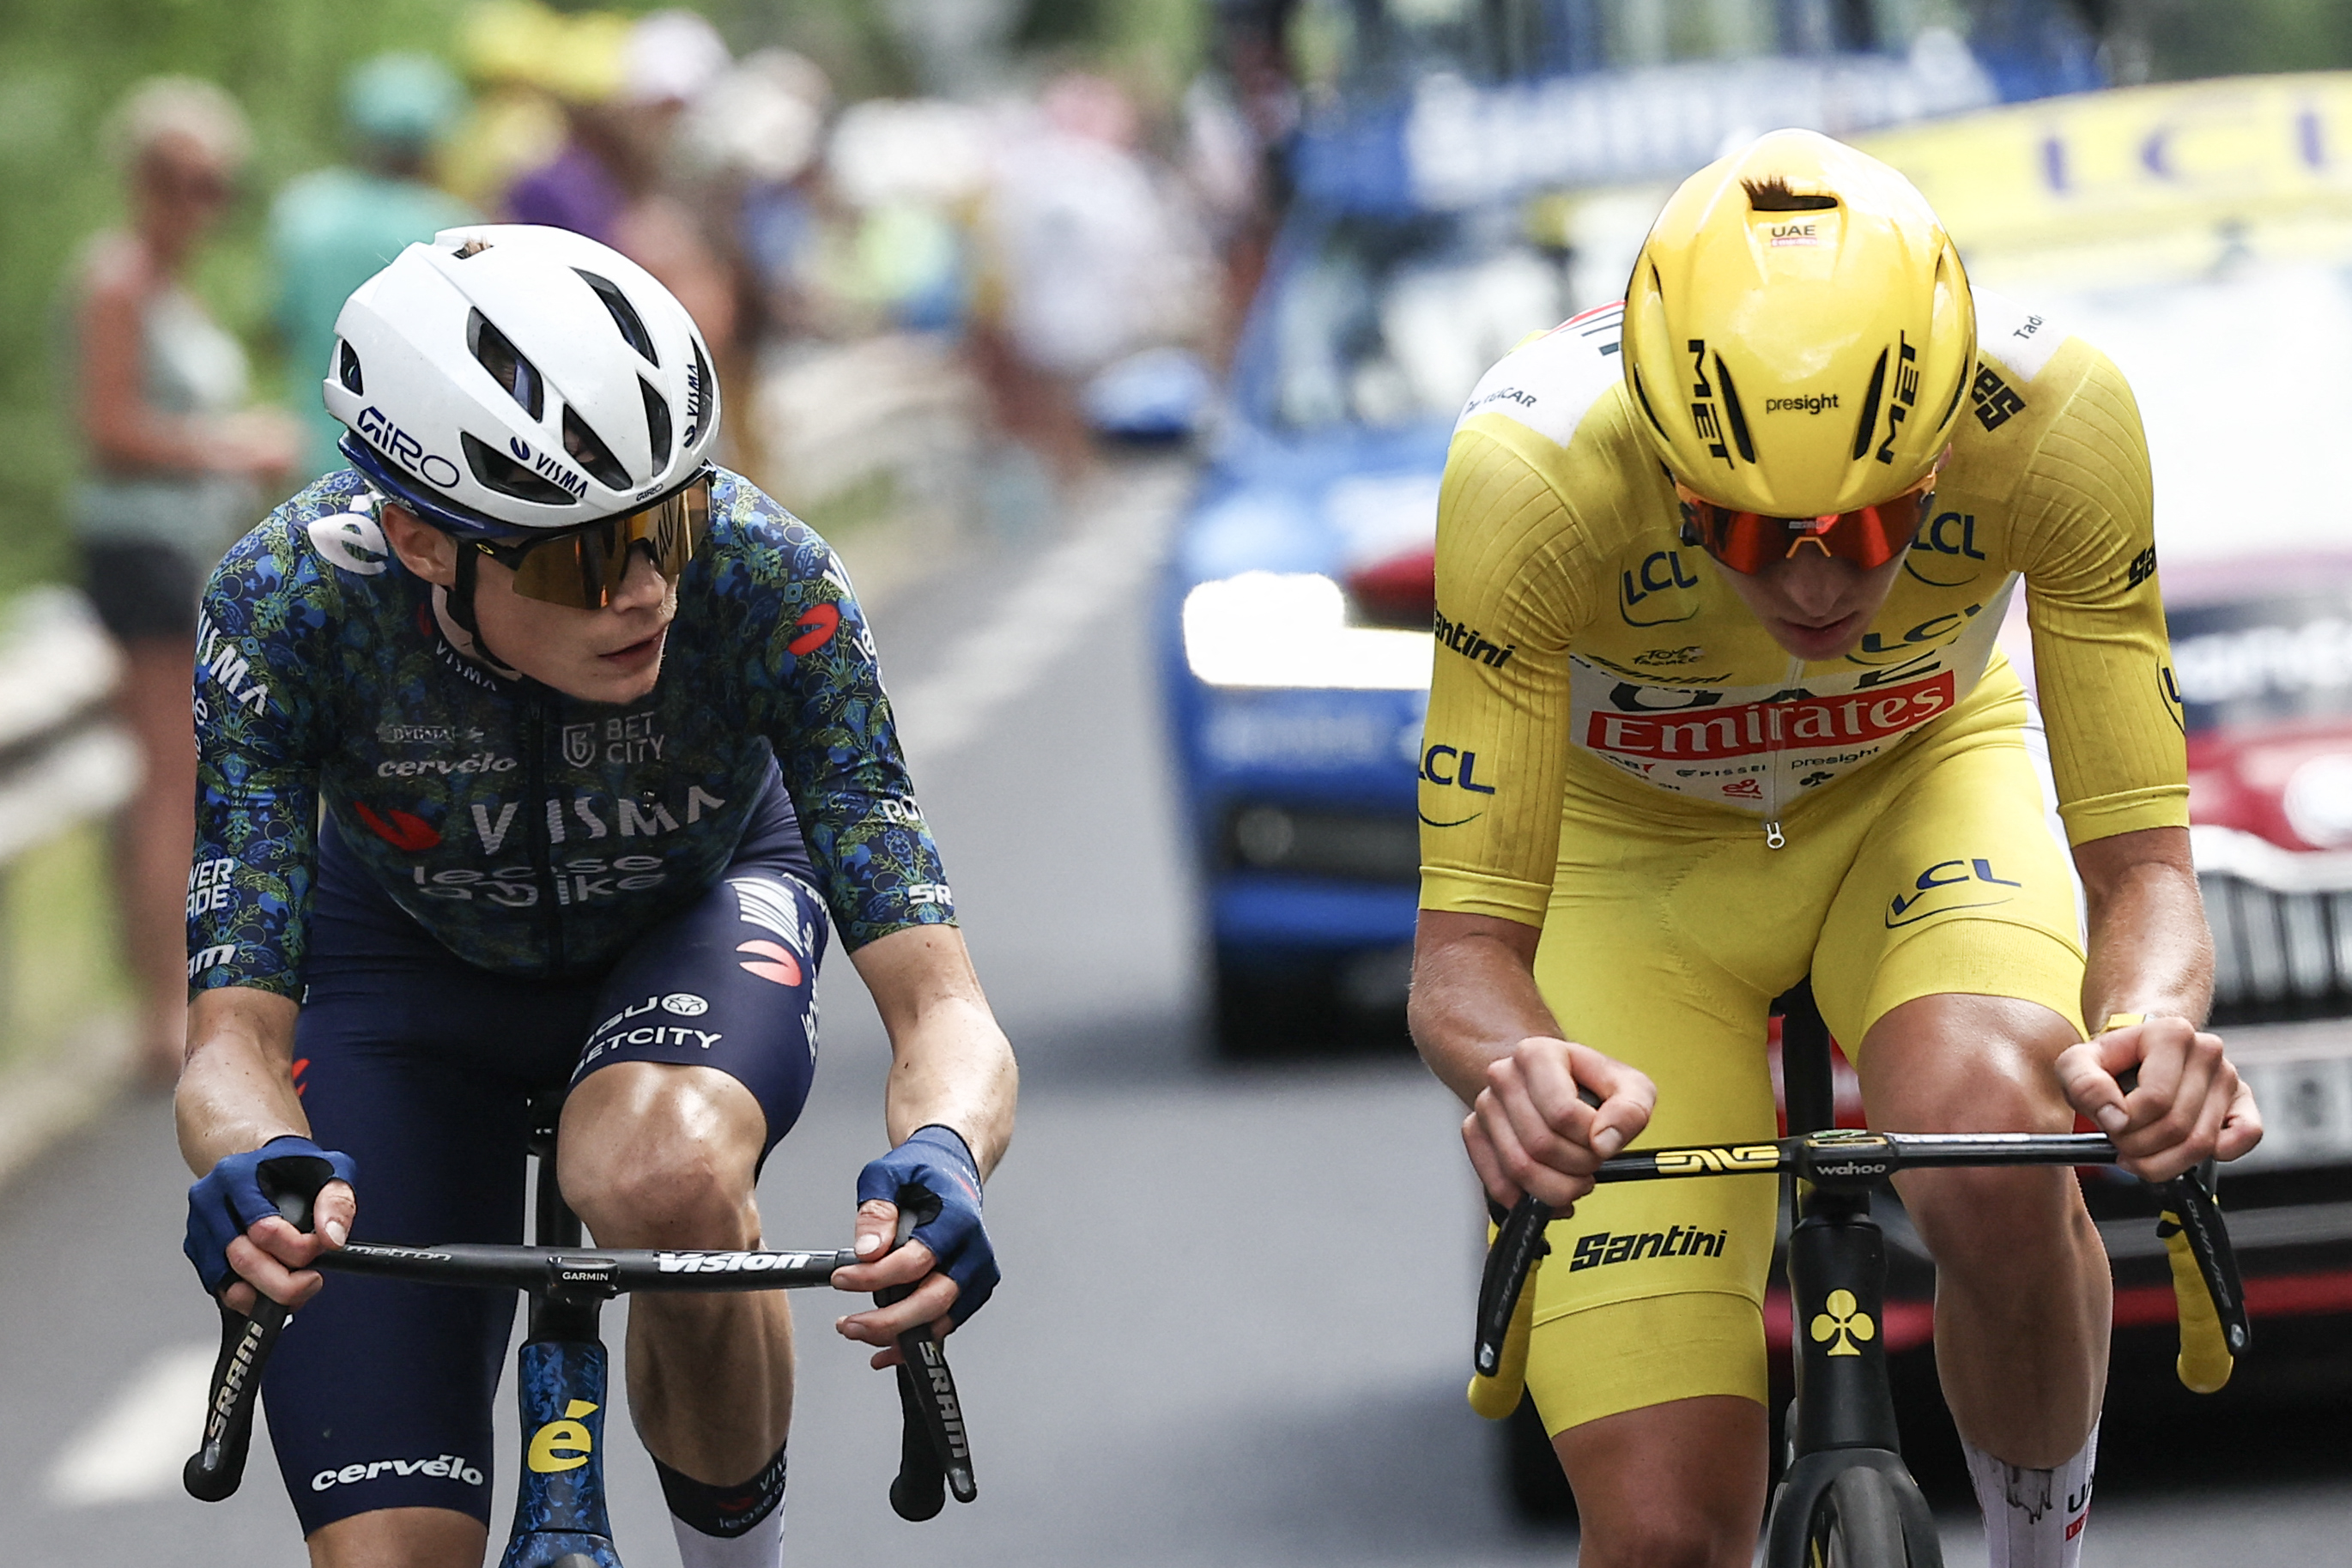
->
xmin=560 ymin=1090 xmax=758 ymax=1244
xmin=1898 ymin=1159 xmax=2090 ymax=1268
xmin=1584 ymin=1508 xmax=1751 ymax=1568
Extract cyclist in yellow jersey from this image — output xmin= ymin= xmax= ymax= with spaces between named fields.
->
xmin=1410 ymin=130 xmax=2264 ymax=1568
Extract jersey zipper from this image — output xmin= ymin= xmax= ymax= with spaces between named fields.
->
xmin=522 ymin=692 xmax=567 ymax=972
xmin=1763 ymin=654 xmax=1802 ymax=851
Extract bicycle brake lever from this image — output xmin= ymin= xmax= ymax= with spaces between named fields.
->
xmin=1474 ymin=1195 xmax=1552 ymax=1379
xmin=185 ymin=1184 xmax=317 ymax=1501
xmin=875 ymin=1208 xmax=976 ymax=1518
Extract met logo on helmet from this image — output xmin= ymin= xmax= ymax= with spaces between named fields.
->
xmin=355 ymin=405 xmax=460 ymax=490
xmin=1874 ymin=332 xmax=1921 ymax=466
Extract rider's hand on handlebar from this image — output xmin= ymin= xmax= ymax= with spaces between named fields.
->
xmin=832 ymin=1202 xmax=955 ymax=1368
xmin=2055 ymin=1017 xmax=2263 ymax=1182
xmin=1464 ymin=1037 xmax=1657 ymax=1212
xmin=221 ymin=1184 xmax=355 ymax=1316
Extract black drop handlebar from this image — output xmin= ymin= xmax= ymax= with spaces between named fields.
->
xmin=183 ymin=1196 xmax=974 ymax=1518
xmin=1472 ymin=1129 xmax=2250 ymax=1392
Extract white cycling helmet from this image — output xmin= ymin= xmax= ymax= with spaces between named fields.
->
xmin=324 ymin=224 xmax=719 ymax=539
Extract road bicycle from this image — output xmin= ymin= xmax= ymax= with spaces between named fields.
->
xmin=183 ymin=1096 xmax=975 ymax=1566
xmin=1469 ymin=984 xmax=2248 ymax=1567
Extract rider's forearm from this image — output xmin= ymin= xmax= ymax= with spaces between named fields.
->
xmin=176 ymin=987 xmax=308 ymax=1176
xmin=1409 ymin=909 xmax=1560 ymax=1105
xmin=2073 ymin=825 xmax=2214 ymax=1030
xmin=850 ymin=926 xmax=1017 ymax=1176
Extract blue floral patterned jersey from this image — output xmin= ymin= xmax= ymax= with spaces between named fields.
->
xmin=187 ymin=466 xmax=953 ymax=996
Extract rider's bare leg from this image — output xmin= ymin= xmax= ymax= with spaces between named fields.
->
xmin=1857 ymin=992 xmax=2111 ymax=1466
xmin=560 ymin=1062 xmax=793 ymax=1484
xmin=1554 ymin=1395 xmax=1767 ymax=1568
xmin=306 ymin=1504 xmax=483 ymax=1568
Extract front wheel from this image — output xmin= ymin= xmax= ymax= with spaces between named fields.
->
xmin=1807 ymin=1468 xmax=1913 ymax=1568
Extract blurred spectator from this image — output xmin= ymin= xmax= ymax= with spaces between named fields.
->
xmin=972 ymin=72 xmax=1214 ymax=477
xmin=505 ymin=9 xmax=747 ymax=468
xmin=270 ymin=52 xmax=476 ymax=480
xmin=65 ymin=77 xmax=299 ymax=1087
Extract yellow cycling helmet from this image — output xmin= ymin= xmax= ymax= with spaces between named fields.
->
xmin=1622 ymin=129 xmax=1974 ymax=517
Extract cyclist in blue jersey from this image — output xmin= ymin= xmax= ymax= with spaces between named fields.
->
xmin=173 ymin=225 xmax=1016 ymax=1568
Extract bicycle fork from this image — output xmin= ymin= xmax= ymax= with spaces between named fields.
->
xmin=1762 ymin=1193 xmax=1944 ymax=1567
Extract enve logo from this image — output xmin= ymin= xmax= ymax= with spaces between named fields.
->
xmin=525 ymin=1400 xmax=598 ymax=1473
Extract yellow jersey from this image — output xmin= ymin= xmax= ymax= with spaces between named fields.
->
xmin=1418 ymin=291 xmax=2188 ymax=930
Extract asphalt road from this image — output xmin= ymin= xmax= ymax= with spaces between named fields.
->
xmin=2 ymin=457 xmax=2345 ymax=1566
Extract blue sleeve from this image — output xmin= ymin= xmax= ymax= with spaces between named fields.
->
xmin=716 ymin=475 xmax=956 ymax=948
xmin=188 ymin=522 xmax=331 ymax=997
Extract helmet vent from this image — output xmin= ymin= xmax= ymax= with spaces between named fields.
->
xmin=468 ymin=310 xmax=543 ymax=421
xmin=463 ymin=432 xmax=578 ymax=506
xmin=561 ymin=404 xmax=632 ymax=491
xmin=1743 ymin=177 xmax=1839 ymax=212
xmin=1712 ymin=354 xmax=1756 ymax=463
xmin=1630 ymin=366 xmax=1670 ymax=440
xmin=1850 ymin=348 xmax=1890 ymax=462
xmin=575 ymin=269 xmax=659 ymax=366
xmin=641 ymin=378 xmax=672 ymax=471
xmin=337 ymin=340 xmax=364 ymax=396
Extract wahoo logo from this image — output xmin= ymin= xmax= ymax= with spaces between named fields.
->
xmin=1569 ymin=1226 xmax=1729 ymax=1270
xmin=355 ymin=404 xmax=461 ymax=489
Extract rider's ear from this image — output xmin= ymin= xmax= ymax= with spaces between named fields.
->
xmin=378 ymin=504 xmax=458 ymax=586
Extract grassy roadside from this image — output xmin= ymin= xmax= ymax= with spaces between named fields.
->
xmin=0 ymin=821 xmax=130 ymax=1077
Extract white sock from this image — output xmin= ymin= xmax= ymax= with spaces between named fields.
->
xmin=656 ymin=1444 xmax=786 ymax=1568
xmin=666 ymin=1504 xmax=784 ymax=1568
xmin=1962 ymin=1421 xmax=2097 ymax=1568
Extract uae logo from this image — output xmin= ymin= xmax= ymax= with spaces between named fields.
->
xmin=561 ymin=723 xmax=596 ymax=767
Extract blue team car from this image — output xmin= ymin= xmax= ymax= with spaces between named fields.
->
xmin=1160 ymin=201 xmax=1572 ymax=1053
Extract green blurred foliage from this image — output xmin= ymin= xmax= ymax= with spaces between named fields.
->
xmin=0 ymin=0 xmax=480 ymax=591
xmin=2139 ymin=0 xmax=2352 ymax=80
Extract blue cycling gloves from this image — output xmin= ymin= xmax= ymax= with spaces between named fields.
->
xmin=185 ymin=1135 xmax=357 ymax=1297
xmin=856 ymin=1124 xmax=998 ymax=1326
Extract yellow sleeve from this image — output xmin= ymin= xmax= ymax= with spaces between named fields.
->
xmin=2010 ymin=348 xmax=2189 ymax=845
xmin=1418 ymin=424 xmax=1587 ymax=926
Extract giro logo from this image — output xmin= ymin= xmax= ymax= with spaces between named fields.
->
xmin=355 ymin=405 xmax=461 ymax=489
xmin=1810 ymin=1289 xmax=1876 ymax=1357
xmin=525 ymin=1401 xmax=597 ymax=1474
xmin=354 ymin=801 xmax=441 ymax=851
xmin=787 ymin=602 xmax=840 ymax=657
xmin=312 ymin=1453 xmax=484 ymax=1491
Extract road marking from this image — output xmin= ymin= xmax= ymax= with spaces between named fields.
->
xmin=48 ymin=1342 xmax=218 ymax=1507
xmin=888 ymin=463 xmax=1185 ymax=763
